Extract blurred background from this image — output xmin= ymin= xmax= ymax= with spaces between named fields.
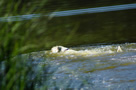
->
xmin=0 ymin=0 xmax=136 ymax=89
xmin=0 ymin=0 xmax=136 ymax=52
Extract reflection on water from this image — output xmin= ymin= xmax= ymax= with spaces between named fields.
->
xmin=51 ymin=3 xmax=136 ymax=17
xmin=0 ymin=3 xmax=136 ymax=22
xmin=25 ymin=43 xmax=136 ymax=89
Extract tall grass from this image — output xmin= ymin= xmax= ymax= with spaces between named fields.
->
xmin=0 ymin=0 xmax=49 ymax=89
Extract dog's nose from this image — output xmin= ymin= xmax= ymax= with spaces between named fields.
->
xmin=64 ymin=48 xmax=69 ymax=52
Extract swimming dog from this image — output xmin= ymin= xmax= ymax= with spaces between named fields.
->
xmin=51 ymin=45 xmax=123 ymax=55
xmin=51 ymin=46 xmax=76 ymax=53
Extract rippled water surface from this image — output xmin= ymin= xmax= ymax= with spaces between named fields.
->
xmin=25 ymin=43 xmax=136 ymax=89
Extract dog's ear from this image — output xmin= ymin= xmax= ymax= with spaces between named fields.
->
xmin=58 ymin=46 xmax=62 ymax=52
xmin=117 ymin=46 xmax=123 ymax=52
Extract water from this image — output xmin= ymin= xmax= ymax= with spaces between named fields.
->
xmin=25 ymin=43 xmax=136 ymax=89
xmin=1 ymin=1 xmax=136 ymax=51
xmin=1 ymin=3 xmax=136 ymax=22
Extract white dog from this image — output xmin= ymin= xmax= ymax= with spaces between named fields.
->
xmin=51 ymin=45 xmax=122 ymax=55
xmin=51 ymin=46 xmax=76 ymax=53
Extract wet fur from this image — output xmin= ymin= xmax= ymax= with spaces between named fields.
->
xmin=51 ymin=45 xmax=122 ymax=55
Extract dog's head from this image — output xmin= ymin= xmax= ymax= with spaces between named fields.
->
xmin=51 ymin=46 xmax=69 ymax=53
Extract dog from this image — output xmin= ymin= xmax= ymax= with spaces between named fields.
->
xmin=51 ymin=45 xmax=123 ymax=55
xmin=51 ymin=46 xmax=77 ymax=54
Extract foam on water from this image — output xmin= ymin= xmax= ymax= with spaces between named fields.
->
xmin=46 ymin=44 xmax=126 ymax=59
xmin=23 ymin=43 xmax=136 ymax=89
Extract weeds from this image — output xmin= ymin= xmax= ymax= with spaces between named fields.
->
xmin=0 ymin=0 xmax=48 ymax=89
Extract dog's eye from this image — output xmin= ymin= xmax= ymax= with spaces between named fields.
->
xmin=58 ymin=47 xmax=62 ymax=52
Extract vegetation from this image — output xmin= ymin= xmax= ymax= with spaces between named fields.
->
xmin=0 ymin=0 xmax=48 ymax=89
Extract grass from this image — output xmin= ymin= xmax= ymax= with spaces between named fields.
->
xmin=0 ymin=0 xmax=49 ymax=89
xmin=0 ymin=0 xmax=81 ymax=88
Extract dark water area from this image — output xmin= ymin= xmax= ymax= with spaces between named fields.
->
xmin=44 ymin=0 xmax=136 ymax=12
xmin=47 ymin=9 xmax=136 ymax=46
xmin=29 ymin=2 xmax=136 ymax=51
xmin=0 ymin=0 xmax=136 ymax=51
